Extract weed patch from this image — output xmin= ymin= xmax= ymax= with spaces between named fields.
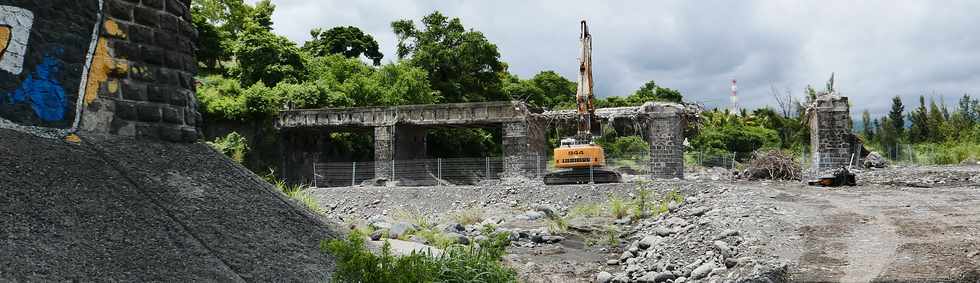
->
xmin=451 ymin=208 xmax=485 ymax=226
xmin=323 ymin=231 xmax=517 ymax=282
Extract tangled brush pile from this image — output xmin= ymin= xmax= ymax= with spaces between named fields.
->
xmin=741 ymin=150 xmax=803 ymax=180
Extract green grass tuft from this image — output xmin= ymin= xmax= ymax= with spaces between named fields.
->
xmin=608 ymin=195 xmax=630 ymax=220
xmin=451 ymin=208 xmax=485 ymax=226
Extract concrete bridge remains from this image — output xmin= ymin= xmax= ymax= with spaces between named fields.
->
xmin=276 ymin=101 xmax=698 ymax=184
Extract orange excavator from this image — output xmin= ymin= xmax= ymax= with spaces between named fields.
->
xmin=543 ymin=21 xmax=622 ymax=185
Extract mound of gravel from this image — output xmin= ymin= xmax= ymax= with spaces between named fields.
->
xmin=611 ymin=186 xmax=789 ymax=283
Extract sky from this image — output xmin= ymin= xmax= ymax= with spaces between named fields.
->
xmin=252 ymin=0 xmax=980 ymax=116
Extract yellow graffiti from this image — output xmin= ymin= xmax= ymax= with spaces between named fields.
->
xmin=64 ymin=133 xmax=81 ymax=143
xmin=107 ymin=80 xmax=119 ymax=93
xmin=0 ymin=26 xmax=10 ymax=54
xmin=83 ymin=20 xmax=129 ymax=105
xmin=103 ymin=20 xmax=126 ymax=39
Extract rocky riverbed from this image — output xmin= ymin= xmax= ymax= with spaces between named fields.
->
xmin=311 ymin=165 xmax=980 ymax=282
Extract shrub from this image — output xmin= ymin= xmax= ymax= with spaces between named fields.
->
xmin=322 ymin=231 xmax=517 ymax=282
xmin=608 ymin=196 xmax=629 ymax=219
xmin=567 ymin=203 xmax=603 ymax=219
xmin=269 ymin=180 xmax=324 ymax=215
xmin=631 ymin=188 xmax=653 ymax=220
xmin=604 ymin=226 xmax=621 ymax=247
xmin=207 ymin=132 xmax=249 ymax=164
xmin=393 ymin=208 xmax=433 ymax=230
xmin=546 ymin=215 xmax=569 ymax=234
xmin=451 ymin=208 xmax=485 ymax=226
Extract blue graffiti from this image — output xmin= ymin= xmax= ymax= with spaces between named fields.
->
xmin=4 ymin=55 xmax=67 ymax=122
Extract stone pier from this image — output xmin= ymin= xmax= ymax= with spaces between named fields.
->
xmin=644 ymin=103 xmax=689 ymax=179
xmin=807 ymin=94 xmax=862 ymax=171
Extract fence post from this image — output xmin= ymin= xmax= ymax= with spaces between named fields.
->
xmin=351 ymin=162 xmax=356 ymax=187
xmin=438 ymin=158 xmax=442 ymax=179
xmin=391 ymin=159 xmax=395 ymax=180
xmin=907 ymin=144 xmax=913 ymax=164
xmin=590 ymin=163 xmax=594 ymax=184
xmin=485 ymin=157 xmax=491 ymax=179
xmin=731 ymin=152 xmax=736 ymax=170
xmin=312 ymin=163 xmax=317 ymax=188
xmin=536 ymin=154 xmax=541 ymax=178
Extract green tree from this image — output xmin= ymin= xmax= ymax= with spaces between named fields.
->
xmin=392 ymin=11 xmax=507 ymax=103
xmin=303 ymin=26 xmax=384 ymax=66
xmin=531 ymin=71 xmax=576 ymax=108
xmin=927 ymin=98 xmax=946 ymax=142
xmin=908 ymin=96 xmax=929 ymax=143
xmin=861 ymin=109 xmax=874 ymax=142
xmin=192 ymin=14 xmax=229 ymax=73
xmin=878 ymin=116 xmax=898 ymax=158
xmin=628 ymin=80 xmax=683 ymax=103
xmin=233 ymin=26 xmax=306 ymax=86
xmin=888 ymin=96 xmax=905 ymax=140
xmin=502 ymin=71 xmax=576 ymax=109
xmin=191 ymin=0 xmax=278 ymax=73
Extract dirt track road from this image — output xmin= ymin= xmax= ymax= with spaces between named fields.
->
xmin=765 ymin=167 xmax=980 ymax=282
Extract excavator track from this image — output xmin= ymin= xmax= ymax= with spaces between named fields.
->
xmin=543 ymin=168 xmax=622 ymax=185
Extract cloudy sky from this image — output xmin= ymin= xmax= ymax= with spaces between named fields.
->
xmin=253 ymin=0 xmax=980 ymax=116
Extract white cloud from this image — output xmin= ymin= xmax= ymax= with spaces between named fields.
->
xmin=253 ymin=0 xmax=980 ymax=116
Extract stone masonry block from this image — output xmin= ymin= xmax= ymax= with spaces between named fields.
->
xmin=146 ymin=86 xmax=168 ymax=103
xmin=133 ymin=6 xmax=161 ymax=27
xmin=107 ymin=0 xmax=134 ymax=21
xmin=121 ymin=81 xmax=147 ymax=101
xmin=162 ymin=106 xmax=183 ymax=124
xmin=116 ymin=101 xmax=138 ymax=120
xmin=137 ymin=104 xmax=162 ymax=122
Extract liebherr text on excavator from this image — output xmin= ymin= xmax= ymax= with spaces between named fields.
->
xmin=543 ymin=20 xmax=623 ymax=185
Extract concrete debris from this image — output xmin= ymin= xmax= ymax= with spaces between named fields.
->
xmin=863 ymin=151 xmax=889 ymax=168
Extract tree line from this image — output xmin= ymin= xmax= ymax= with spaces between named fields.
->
xmin=863 ymin=94 xmax=980 ymax=162
xmin=190 ymin=0 xmax=685 ymax=169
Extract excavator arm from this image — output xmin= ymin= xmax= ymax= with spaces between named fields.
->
xmin=576 ymin=20 xmax=602 ymax=139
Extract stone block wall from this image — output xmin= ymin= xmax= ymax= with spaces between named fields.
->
xmin=648 ymin=113 xmax=685 ymax=179
xmin=0 ymin=0 xmax=199 ymax=142
xmin=809 ymin=95 xmax=856 ymax=171
xmin=501 ymin=119 xmax=548 ymax=178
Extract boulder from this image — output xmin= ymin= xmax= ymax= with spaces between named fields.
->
xmin=439 ymin=222 xmax=464 ymax=233
xmin=713 ymin=240 xmax=735 ymax=257
xmin=370 ymin=229 xmax=387 ymax=241
xmin=638 ymin=235 xmax=662 ymax=249
xmin=389 ymin=222 xmax=417 ymax=239
xmin=691 ymin=262 xmax=716 ymax=279
xmin=524 ymin=210 xmax=546 ymax=220
xmin=541 ymin=236 xmax=565 ymax=244
xmin=367 ymin=215 xmax=393 ymax=230
xmin=611 ymin=272 xmax=629 ymax=283
xmin=863 ymin=151 xmax=888 ymax=168
xmin=445 ymin=232 xmax=469 ymax=245
xmin=596 ymin=271 xmax=613 ymax=283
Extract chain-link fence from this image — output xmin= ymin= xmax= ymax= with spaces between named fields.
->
xmin=312 ymin=147 xmax=950 ymax=187
xmin=313 ymin=151 xmax=661 ymax=187
xmin=314 ymin=157 xmax=511 ymax=187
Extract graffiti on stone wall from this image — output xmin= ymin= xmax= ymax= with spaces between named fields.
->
xmin=0 ymin=0 xmax=102 ymax=136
